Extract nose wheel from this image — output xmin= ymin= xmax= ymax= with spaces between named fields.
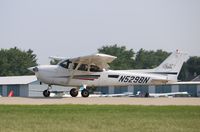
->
xmin=43 ymin=90 xmax=50 ymax=97
xmin=43 ymin=85 xmax=52 ymax=97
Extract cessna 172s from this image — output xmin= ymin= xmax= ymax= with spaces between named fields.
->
xmin=28 ymin=50 xmax=188 ymax=97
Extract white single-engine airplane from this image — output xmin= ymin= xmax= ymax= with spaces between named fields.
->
xmin=28 ymin=50 xmax=188 ymax=97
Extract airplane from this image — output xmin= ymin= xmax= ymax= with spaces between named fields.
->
xmin=28 ymin=50 xmax=188 ymax=97
xmin=135 ymin=91 xmax=190 ymax=98
xmin=148 ymin=92 xmax=190 ymax=97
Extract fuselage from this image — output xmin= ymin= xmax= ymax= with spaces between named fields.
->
xmin=33 ymin=65 xmax=170 ymax=87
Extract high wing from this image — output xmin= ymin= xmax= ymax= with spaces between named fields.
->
xmin=50 ymin=53 xmax=117 ymax=69
xmin=69 ymin=53 xmax=117 ymax=69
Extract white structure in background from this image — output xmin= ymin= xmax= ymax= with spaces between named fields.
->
xmin=0 ymin=76 xmax=70 ymax=97
xmin=0 ymin=75 xmax=200 ymax=97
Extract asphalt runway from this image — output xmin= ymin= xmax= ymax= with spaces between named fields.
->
xmin=0 ymin=97 xmax=200 ymax=105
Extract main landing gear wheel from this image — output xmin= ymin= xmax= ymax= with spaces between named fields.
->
xmin=81 ymin=89 xmax=89 ymax=97
xmin=70 ymin=88 xmax=78 ymax=97
xmin=43 ymin=90 xmax=50 ymax=97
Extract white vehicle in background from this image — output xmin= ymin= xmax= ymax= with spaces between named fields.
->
xmin=29 ymin=50 xmax=188 ymax=97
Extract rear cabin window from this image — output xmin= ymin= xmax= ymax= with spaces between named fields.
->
xmin=72 ymin=63 xmax=102 ymax=72
xmin=90 ymin=65 xmax=102 ymax=72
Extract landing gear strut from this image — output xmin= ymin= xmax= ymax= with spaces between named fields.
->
xmin=43 ymin=85 xmax=51 ymax=97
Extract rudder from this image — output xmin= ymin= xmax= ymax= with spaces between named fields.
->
xmin=154 ymin=50 xmax=188 ymax=81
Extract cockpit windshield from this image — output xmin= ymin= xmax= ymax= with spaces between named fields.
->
xmin=59 ymin=59 xmax=72 ymax=69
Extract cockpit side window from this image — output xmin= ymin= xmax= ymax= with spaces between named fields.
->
xmin=90 ymin=65 xmax=103 ymax=72
xmin=70 ymin=63 xmax=102 ymax=72
xmin=59 ymin=60 xmax=72 ymax=69
xmin=73 ymin=63 xmax=78 ymax=70
xmin=78 ymin=64 xmax=88 ymax=71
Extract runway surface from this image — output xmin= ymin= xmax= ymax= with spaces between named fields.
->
xmin=0 ymin=97 xmax=200 ymax=105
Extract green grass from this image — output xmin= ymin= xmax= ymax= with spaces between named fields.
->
xmin=0 ymin=105 xmax=200 ymax=132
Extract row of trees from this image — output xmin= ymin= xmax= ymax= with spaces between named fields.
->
xmin=0 ymin=45 xmax=200 ymax=81
xmin=0 ymin=47 xmax=37 ymax=76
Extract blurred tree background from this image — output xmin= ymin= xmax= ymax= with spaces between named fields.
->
xmin=98 ymin=44 xmax=135 ymax=70
xmin=0 ymin=45 xmax=200 ymax=81
xmin=0 ymin=47 xmax=37 ymax=76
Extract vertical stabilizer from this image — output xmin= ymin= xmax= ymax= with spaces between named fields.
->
xmin=154 ymin=50 xmax=188 ymax=81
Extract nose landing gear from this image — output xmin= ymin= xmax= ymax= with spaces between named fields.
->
xmin=43 ymin=85 xmax=52 ymax=97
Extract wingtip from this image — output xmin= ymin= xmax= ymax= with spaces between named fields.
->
xmin=96 ymin=53 xmax=117 ymax=59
